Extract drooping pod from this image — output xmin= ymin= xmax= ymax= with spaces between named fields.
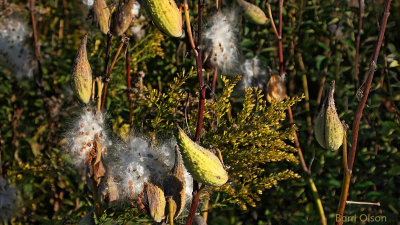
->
xmin=266 ymin=74 xmax=286 ymax=103
xmin=111 ymin=0 xmax=136 ymax=36
xmin=141 ymin=0 xmax=183 ymax=38
xmin=237 ymin=0 xmax=269 ymax=25
xmin=93 ymin=0 xmax=111 ymax=34
xmin=314 ymin=81 xmax=344 ymax=151
xmin=71 ymin=34 xmax=92 ymax=104
xmin=176 ymin=126 xmax=228 ymax=186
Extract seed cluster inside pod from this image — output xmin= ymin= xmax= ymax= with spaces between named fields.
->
xmin=203 ymin=10 xmax=240 ymax=75
xmin=240 ymin=56 xmax=268 ymax=90
xmin=68 ymin=108 xmax=110 ymax=167
xmin=105 ymin=136 xmax=193 ymax=203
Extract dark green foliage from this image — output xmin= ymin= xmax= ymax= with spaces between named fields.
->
xmin=1 ymin=0 xmax=400 ymax=224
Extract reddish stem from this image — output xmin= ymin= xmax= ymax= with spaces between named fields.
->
xmin=185 ymin=185 xmax=204 ymax=225
xmin=125 ymin=43 xmax=134 ymax=127
xmin=348 ymin=0 xmax=391 ymax=171
xmin=194 ymin=0 xmax=205 ymax=143
xmin=101 ymin=39 xmax=125 ymax=111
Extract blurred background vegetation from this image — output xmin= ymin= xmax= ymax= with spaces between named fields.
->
xmin=0 ymin=0 xmax=399 ymax=224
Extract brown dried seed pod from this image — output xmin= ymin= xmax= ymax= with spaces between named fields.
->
xmin=163 ymin=147 xmax=186 ymax=219
xmin=145 ymin=182 xmax=166 ymax=223
xmin=266 ymin=74 xmax=286 ymax=103
xmin=71 ymin=34 xmax=92 ymax=104
xmin=93 ymin=0 xmax=111 ymax=34
xmin=111 ymin=0 xmax=136 ymax=36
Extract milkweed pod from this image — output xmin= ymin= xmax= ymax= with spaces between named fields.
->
xmin=93 ymin=0 xmax=111 ymax=34
xmin=145 ymin=182 xmax=166 ymax=223
xmin=141 ymin=0 xmax=183 ymax=38
xmin=111 ymin=0 xmax=136 ymax=36
xmin=72 ymin=34 xmax=92 ymax=104
xmin=314 ymin=81 xmax=344 ymax=151
xmin=266 ymin=74 xmax=286 ymax=103
xmin=176 ymin=126 xmax=228 ymax=186
xmin=163 ymin=147 xmax=186 ymax=218
xmin=237 ymin=0 xmax=269 ymax=25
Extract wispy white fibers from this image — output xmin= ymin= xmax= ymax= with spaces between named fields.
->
xmin=203 ymin=10 xmax=240 ymax=75
xmin=67 ymin=107 xmax=111 ymax=168
xmin=82 ymin=0 xmax=94 ymax=8
xmin=240 ymin=56 xmax=268 ymax=90
xmin=131 ymin=1 xmax=140 ymax=16
xmin=0 ymin=175 xmax=17 ymax=221
xmin=106 ymin=136 xmax=193 ymax=202
xmin=0 ymin=16 xmax=35 ymax=79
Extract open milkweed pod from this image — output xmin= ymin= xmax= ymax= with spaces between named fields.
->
xmin=93 ymin=0 xmax=111 ymax=34
xmin=237 ymin=0 xmax=269 ymax=25
xmin=145 ymin=182 xmax=166 ymax=223
xmin=111 ymin=0 xmax=135 ymax=36
xmin=71 ymin=34 xmax=92 ymax=104
xmin=176 ymin=126 xmax=228 ymax=186
xmin=314 ymin=81 xmax=344 ymax=151
xmin=163 ymin=147 xmax=186 ymax=219
xmin=141 ymin=0 xmax=183 ymax=38
xmin=266 ymin=74 xmax=286 ymax=103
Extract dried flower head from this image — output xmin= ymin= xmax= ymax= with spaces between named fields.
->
xmin=203 ymin=10 xmax=241 ymax=75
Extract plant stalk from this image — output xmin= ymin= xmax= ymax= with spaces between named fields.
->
xmin=335 ymin=1 xmax=392 ymax=223
xmin=101 ymin=39 xmax=126 ymax=111
xmin=125 ymin=43 xmax=134 ymax=128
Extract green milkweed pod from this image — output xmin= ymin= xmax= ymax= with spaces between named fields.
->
xmin=111 ymin=0 xmax=136 ymax=36
xmin=71 ymin=34 xmax=92 ymax=104
xmin=314 ymin=81 xmax=344 ymax=151
xmin=141 ymin=0 xmax=183 ymax=38
xmin=237 ymin=0 xmax=269 ymax=25
xmin=176 ymin=126 xmax=228 ymax=186
xmin=93 ymin=0 xmax=111 ymax=34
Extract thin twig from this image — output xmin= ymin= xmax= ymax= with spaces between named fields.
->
xmin=266 ymin=3 xmax=280 ymax=40
xmin=349 ymin=0 xmax=392 ymax=170
xmin=183 ymin=1 xmax=198 ymax=57
xmin=346 ymin=201 xmax=380 ymax=206
xmin=125 ymin=42 xmax=134 ymax=128
xmin=184 ymin=1 xmax=205 ymax=224
xmin=336 ymin=1 xmax=392 ymax=224
xmin=101 ymin=38 xmax=126 ymax=111
xmin=193 ymin=0 xmax=205 ymax=143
